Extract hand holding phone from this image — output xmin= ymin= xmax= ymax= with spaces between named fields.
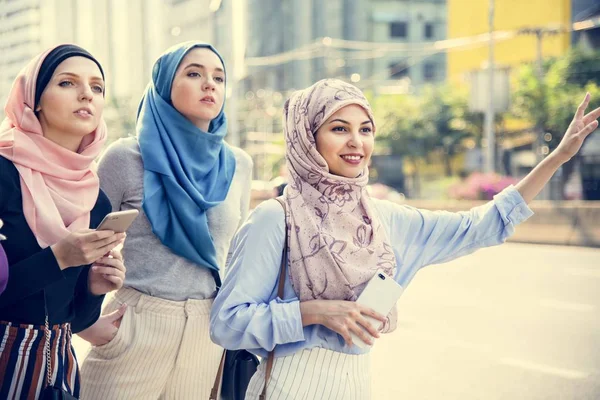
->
xmin=350 ymin=270 xmax=404 ymax=348
xmin=96 ymin=210 xmax=139 ymax=233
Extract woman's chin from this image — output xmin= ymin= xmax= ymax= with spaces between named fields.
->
xmin=183 ymin=111 xmax=219 ymax=130
xmin=330 ymin=171 xmax=362 ymax=179
xmin=64 ymin=127 xmax=98 ymax=139
xmin=330 ymin=165 xmax=365 ymax=179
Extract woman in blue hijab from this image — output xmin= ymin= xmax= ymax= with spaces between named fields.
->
xmin=78 ymin=42 xmax=253 ymax=399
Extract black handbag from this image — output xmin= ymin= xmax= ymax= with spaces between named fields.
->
xmin=210 ymin=272 xmax=260 ymax=400
xmin=41 ymin=291 xmax=79 ymax=400
xmin=222 ymin=350 xmax=260 ymax=399
xmin=40 ymin=386 xmax=78 ymax=400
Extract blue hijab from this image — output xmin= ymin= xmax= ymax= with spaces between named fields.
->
xmin=136 ymin=42 xmax=236 ymax=271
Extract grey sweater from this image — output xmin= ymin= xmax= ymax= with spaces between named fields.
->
xmin=97 ymin=137 xmax=253 ymax=301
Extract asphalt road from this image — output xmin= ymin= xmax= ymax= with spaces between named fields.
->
xmin=370 ymin=243 xmax=600 ymax=400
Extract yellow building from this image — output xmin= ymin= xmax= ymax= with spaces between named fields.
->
xmin=447 ymin=0 xmax=572 ymax=83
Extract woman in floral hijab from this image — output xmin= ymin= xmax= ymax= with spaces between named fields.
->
xmin=211 ymin=79 xmax=599 ymax=399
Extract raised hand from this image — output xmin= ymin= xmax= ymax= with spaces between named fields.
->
xmin=554 ymin=92 xmax=600 ymax=163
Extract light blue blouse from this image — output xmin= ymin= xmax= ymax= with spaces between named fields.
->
xmin=210 ymin=186 xmax=534 ymax=358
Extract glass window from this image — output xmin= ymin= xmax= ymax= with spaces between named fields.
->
xmin=390 ymin=22 xmax=408 ymax=38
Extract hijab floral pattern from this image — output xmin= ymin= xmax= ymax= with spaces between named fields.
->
xmin=282 ymin=79 xmax=398 ymax=332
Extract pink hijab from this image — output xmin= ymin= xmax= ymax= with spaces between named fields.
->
xmin=282 ymin=79 xmax=398 ymax=331
xmin=0 ymin=46 xmax=107 ymax=248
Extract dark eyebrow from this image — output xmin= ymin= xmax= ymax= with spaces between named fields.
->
xmin=56 ymin=72 xmax=104 ymax=82
xmin=329 ymin=118 xmax=372 ymax=125
xmin=183 ymin=63 xmax=225 ymax=74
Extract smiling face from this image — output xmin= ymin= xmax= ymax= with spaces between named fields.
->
xmin=315 ymin=104 xmax=375 ymax=178
xmin=36 ymin=56 xmax=105 ymax=151
xmin=170 ymin=47 xmax=226 ymax=131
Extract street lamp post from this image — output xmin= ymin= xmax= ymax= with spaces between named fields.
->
xmin=484 ymin=0 xmax=495 ymax=174
xmin=518 ymin=26 xmax=563 ymax=199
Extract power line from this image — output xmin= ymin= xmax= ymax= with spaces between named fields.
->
xmin=242 ymin=19 xmax=585 ymax=72
xmin=244 ymin=30 xmax=520 ymax=68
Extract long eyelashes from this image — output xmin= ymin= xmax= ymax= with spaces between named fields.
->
xmin=58 ymin=80 xmax=104 ymax=94
xmin=331 ymin=126 xmax=372 ymax=134
xmin=186 ymin=72 xmax=225 ymax=83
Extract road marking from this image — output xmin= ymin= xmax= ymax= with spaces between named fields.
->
xmin=499 ymin=358 xmax=590 ymax=380
xmin=539 ymin=299 xmax=595 ymax=312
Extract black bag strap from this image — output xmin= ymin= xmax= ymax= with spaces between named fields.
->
xmin=211 ymin=269 xmax=222 ymax=290
xmin=210 ymin=266 xmax=224 ymax=399
xmin=260 ymin=196 xmax=288 ymax=400
xmin=210 ymin=197 xmax=288 ymax=400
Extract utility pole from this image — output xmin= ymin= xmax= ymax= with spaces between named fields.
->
xmin=534 ymin=29 xmax=546 ymax=199
xmin=484 ymin=0 xmax=495 ymax=173
xmin=518 ymin=26 xmax=562 ymax=199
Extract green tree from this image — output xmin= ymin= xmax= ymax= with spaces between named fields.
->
xmin=512 ymin=49 xmax=600 ymax=199
xmin=374 ymin=85 xmax=480 ymax=180
xmin=374 ymin=94 xmax=435 ymax=195
xmin=563 ymin=48 xmax=600 ymax=87
xmin=420 ymin=86 xmax=482 ymax=176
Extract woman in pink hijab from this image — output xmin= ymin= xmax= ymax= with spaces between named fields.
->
xmin=0 ymin=45 xmax=126 ymax=399
xmin=211 ymin=79 xmax=599 ymax=399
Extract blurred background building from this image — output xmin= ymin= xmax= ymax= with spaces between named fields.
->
xmin=243 ymin=0 xmax=447 ymax=92
xmin=1 ymin=0 xmax=600 ymax=199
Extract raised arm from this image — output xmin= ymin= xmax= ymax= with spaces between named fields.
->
xmin=516 ymin=93 xmax=599 ymax=203
xmin=380 ymin=186 xmax=532 ymax=271
xmin=382 ymin=93 xmax=599 ymax=271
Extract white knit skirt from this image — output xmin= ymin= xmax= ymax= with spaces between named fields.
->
xmin=245 ymin=347 xmax=371 ymax=400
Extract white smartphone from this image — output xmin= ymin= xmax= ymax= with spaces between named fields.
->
xmin=350 ymin=270 xmax=404 ymax=349
xmin=96 ymin=210 xmax=139 ymax=233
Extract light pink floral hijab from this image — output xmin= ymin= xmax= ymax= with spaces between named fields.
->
xmin=282 ymin=79 xmax=398 ymax=331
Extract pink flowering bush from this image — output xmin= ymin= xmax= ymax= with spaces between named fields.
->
xmin=448 ymin=172 xmax=519 ymax=200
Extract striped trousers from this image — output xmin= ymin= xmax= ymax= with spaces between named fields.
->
xmin=0 ymin=321 xmax=79 ymax=400
xmin=245 ymin=347 xmax=371 ymax=400
xmin=80 ymin=287 xmax=222 ymax=399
